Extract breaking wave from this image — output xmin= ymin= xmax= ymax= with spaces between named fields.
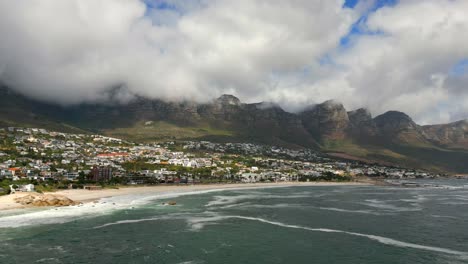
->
xmin=360 ymin=199 xmax=422 ymax=212
xmin=187 ymin=215 xmax=468 ymax=257
xmin=0 ymin=186 xmax=295 ymax=228
xmin=93 ymin=212 xmax=468 ymax=257
xmin=205 ymin=194 xmax=310 ymax=207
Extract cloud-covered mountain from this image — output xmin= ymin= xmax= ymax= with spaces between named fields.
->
xmin=1 ymin=86 xmax=467 ymax=173
xmin=0 ymin=0 xmax=468 ymax=124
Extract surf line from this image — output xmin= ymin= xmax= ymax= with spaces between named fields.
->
xmin=215 ymin=216 xmax=468 ymax=257
xmin=92 ymin=214 xmax=467 ymax=257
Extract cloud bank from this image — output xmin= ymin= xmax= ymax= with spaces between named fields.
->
xmin=0 ymin=0 xmax=467 ymax=124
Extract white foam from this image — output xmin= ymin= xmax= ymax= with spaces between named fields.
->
xmin=218 ymin=202 xmax=253 ymax=209
xmin=92 ymin=211 xmax=219 ymax=229
xmin=0 ymin=201 xmax=121 ymax=228
xmin=0 ymin=185 xmax=294 ymax=228
xmin=186 ymin=215 xmax=229 ymax=231
xmin=398 ymin=195 xmax=428 ymax=203
xmin=441 ymin=202 xmax=468 ymax=205
xmin=431 ymin=215 xmax=458 ymax=219
xmin=91 ymin=212 xmax=468 ymax=257
xmin=205 ymin=195 xmax=260 ymax=207
xmin=0 ymin=190 xmax=203 ymax=228
xmin=93 ymin=217 xmax=161 ymax=229
xmin=205 ymin=194 xmax=310 ymax=207
xmin=316 ymin=207 xmax=382 ymax=215
xmin=227 ymin=203 xmax=384 ymax=215
xmin=47 ymin=245 xmax=66 ymax=253
xmin=241 ymin=203 xmax=304 ymax=209
xmin=187 ymin=215 xmax=468 ymax=257
xmin=36 ymin=258 xmax=60 ymax=263
xmin=361 ymin=199 xmax=421 ymax=212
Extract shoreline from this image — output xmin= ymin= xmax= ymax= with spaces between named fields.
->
xmin=0 ymin=182 xmax=368 ymax=211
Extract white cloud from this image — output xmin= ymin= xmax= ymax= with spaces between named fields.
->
xmin=0 ymin=0 xmax=467 ymax=124
xmin=335 ymin=0 xmax=468 ymax=123
xmin=0 ymin=0 xmax=356 ymax=103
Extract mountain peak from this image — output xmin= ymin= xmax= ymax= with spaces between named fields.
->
xmin=254 ymin=101 xmax=281 ymax=110
xmin=348 ymin=108 xmax=373 ymax=125
xmin=348 ymin=108 xmax=371 ymax=117
xmin=453 ymin=119 xmax=468 ymax=128
xmin=376 ymin=111 xmax=412 ymax=120
xmin=320 ymin=99 xmax=344 ymax=109
xmin=300 ymin=99 xmax=349 ymax=140
xmin=215 ymin=94 xmax=241 ymax=106
xmin=374 ymin=111 xmax=418 ymax=132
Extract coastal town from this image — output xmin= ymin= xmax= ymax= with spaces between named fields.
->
xmin=0 ymin=127 xmax=440 ymax=195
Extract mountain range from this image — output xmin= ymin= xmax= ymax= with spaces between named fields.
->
xmin=1 ymin=86 xmax=467 ymax=174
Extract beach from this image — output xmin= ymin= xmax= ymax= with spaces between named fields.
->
xmin=2 ymin=179 xmax=467 ymax=263
xmin=0 ymin=182 xmax=366 ymax=211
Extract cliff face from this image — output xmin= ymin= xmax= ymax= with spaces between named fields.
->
xmin=2 ymin=86 xmax=467 ymax=150
xmin=422 ymin=120 xmax=468 ymax=149
xmin=374 ymin=111 xmax=418 ymax=132
xmin=348 ymin=108 xmax=378 ymax=137
xmin=300 ymin=100 xmax=350 ymax=140
xmin=373 ymin=111 xmax=430 ymax=146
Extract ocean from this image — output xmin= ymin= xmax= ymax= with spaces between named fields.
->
xmin=1 ymin=180 xmax=468 ymax=264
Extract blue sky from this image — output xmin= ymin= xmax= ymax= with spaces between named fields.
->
xmin=450 ymin=59 xmax=468 ymax=76
xmin=340 ymin=0 xmax=398 ymax=47
xmin=144 ymin=0 xmax=179 ymax=11
xmin=344 ymin=0 xmax=398 ymax=9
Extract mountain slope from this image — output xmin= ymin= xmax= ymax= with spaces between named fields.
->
xmin=0 ymin=86 xmax=467 ymax=173
xmin=0 ymin=87 xmax=87 ymax=133
xmin=422 ymin=120 xmax=468 ymax=149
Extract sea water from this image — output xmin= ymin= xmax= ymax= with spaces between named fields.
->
xmin=1 ymin=180 xmax=468 ymax=264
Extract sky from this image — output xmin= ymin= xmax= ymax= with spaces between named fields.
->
xmin=0 ymin=0 xmax=467 ymax=124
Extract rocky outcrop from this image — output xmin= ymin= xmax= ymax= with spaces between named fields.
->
xmin=348 ymin=108 xmax=377 ymax=136
xmin=14 ymin=194 xmax=79 ymax=207
xmin=241 ymin=104 xmax=318 ymax=147
xmin=215 ymin=94 xmax=241 ymax=106
xmin=373 ymin=111 xmax=429 ymax=145
xmin=300 ymin=100 xmax=350 ymax=140
xmin=198 ymin=95 xmax=243 ymax=121
xmin=374 ymin=111 xmax=419 ymax=133
xmin=422 ymin=120 xmax=468 ymax=148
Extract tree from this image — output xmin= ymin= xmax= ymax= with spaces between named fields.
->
xmin=77 ymin=171 xmax=87 ymax=184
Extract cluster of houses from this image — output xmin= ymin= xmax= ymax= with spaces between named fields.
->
xmin=183 ymin=141 xmax=325 ymax=162
xmin=0 ymin=127 xmax=439 ymax=187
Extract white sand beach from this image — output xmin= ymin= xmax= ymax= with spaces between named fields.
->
xmin=0 ymin=182 xmax=367 ymax=211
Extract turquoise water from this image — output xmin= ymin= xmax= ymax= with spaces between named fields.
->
xmin=1 ymin=181 xmax=468 ymax=264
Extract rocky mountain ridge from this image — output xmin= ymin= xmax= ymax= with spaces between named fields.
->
xmin=0 ymin=86 xmax=467 ymax=173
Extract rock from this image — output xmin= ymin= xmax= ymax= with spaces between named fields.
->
xmin=300 ymin=100 xmax=350 ymax=140
xmin=348 ymin=108 xmax=377 ymax=133
xmin=215 ymin=94 xmax=241 ymax=106
xmin=14 ymin=193 xmax=78 ymax=207
xmin=374 ymin=111 xmax=429 ymax=145
xmin=14 ymin=194 xmax=37 ymax=205
xmin=422 ymin=120 xmax=468 ymax=148
xmin=374 ymin=111 xmax=418 ymax=133
xmin=167 ymin=201 xmax=177 ymax=206
xmin=32 ymin=200 xmax=47 ymax=207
